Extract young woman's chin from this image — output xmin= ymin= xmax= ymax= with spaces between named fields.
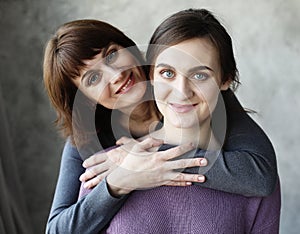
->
xmin=164 ymin=109 xmax=200 ymax=129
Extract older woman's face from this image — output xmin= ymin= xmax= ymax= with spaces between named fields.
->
xmin=73 ymin=44 xmax=147 ymax=110
xmin=153 ymin=38 xmax=230 ymax=129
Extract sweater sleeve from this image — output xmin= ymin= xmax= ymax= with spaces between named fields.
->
xmin=183 ymin=89 xmax=278 ymax=197
xmin=250 ymin=179 xmax=281 ymax=233
xmin=46 ymin=139 xmax=127 ymax=234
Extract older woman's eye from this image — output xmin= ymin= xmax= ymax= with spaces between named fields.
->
xmin=105 ymin=49 xmax=118 ymax=64
xmin=87 ymin=73 xmax=101 ymax=86
xmin=161 ymin=70 xmax=175 ymax=79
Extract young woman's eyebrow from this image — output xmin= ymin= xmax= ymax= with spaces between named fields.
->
xmin=155 ymin=63 xmax=175 ymax=70
xmin=188 ymin=65 xmax=214 ymax=73
xmin=156 ymin=63 xmax=214 ymax=73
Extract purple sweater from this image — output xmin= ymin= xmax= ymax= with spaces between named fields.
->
xmin=104 ymin=179 xmax=281 ymax=234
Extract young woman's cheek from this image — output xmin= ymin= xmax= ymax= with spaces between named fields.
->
xmin=195 ymin=82 xmax=221 ymax=113
xmin=153 ymin=80 xmax=172 ymax=102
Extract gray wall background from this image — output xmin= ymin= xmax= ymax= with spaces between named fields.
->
xmin=0 ymin=0 xmax=299 ymax=233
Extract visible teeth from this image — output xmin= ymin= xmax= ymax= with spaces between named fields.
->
xmin=121 ymin=78 xmax=132 ymax=91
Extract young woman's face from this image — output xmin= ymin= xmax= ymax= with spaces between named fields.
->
xmin=73 ymin=44 xmax=147 ymax=110
xmin=153 ymin=38 xmax=230 ymax=129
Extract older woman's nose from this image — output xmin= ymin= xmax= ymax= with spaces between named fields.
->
xmin=104 ymin=66 xmax=124 ymax=84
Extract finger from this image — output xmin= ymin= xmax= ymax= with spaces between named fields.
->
xmin=133 ymin=137 xmax=164 ymax=152
xmin=116 ymin=136 xmax=133 ymax=145
xmin=171 ymin=172 xmax=206 ymax=183
xmin=161 ymin=143 xmax=195 ymax=160
xmin=83 ymin=152 xmax=108 ymax=168
xmin=165 ymin=157 xmax=204 ymax=171
xmin=79 ymin=169 xmax=97 ymax=182
xmin=79 ymin=163 xmax=109 ymax=182
xmin=83 ymin=171 xmax=110 ymax=189
xmin=165 ymin=181 xmax=192 ymax=186
xmin=119 ymin=139 xmax=139 ymax=152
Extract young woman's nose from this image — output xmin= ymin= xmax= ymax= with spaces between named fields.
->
xmin=174 ymin=75 xmax=193 ymax=99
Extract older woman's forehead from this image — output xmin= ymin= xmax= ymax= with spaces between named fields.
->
xmin=83 ymin=52 xmax=103 ymax=66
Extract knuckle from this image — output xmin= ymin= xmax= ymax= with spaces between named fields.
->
xmin=146 ymin=136 xmax=154 ymax=142
xmin=87 ymin=167 xmax=98 ymax=177
xmin=192 ymin=174 xmax=199 ymax=181
xmin=171 ymin=147 xmax=181 ymax=156
xmin=177 ymin=160 xmax=186 ymax=169
xmin=193 ymin=158 xmax=200 ymax=166
xmin=174 ymin=173 xmax=185 ymax=183
xmin=177 ymin=173 xmax=185 ymax=181
xmin=90 ymin=156 xmax=97 ymax=164
xmin=96 ymin=174 xmax=103 ymax=181
xmin=119 ymin=136 xmax=127 ymax=141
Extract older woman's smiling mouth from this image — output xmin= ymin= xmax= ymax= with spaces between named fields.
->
xmin=116 ymin=72 xmax=135 ymax=94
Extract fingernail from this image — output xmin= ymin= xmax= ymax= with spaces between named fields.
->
xmin=186 ymin=182 xmax=192 ymax=185
xmin=198 ymin=176 xmax=205 ymax=182
xmin=199 ymin=158 xmax=207 ymax=166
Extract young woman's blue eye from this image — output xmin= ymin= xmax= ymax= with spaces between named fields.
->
xmin=193 ymin=73 xmax=208 ymax=81
xmin=105 ymin=49 xmax=118 ymax=64
xmin=161 ymin=70 xmax=175 ymax=79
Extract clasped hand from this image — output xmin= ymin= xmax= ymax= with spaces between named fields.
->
xmin=79 ymin=137 xmax=207 ymax=196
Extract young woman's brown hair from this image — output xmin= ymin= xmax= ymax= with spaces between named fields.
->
xmin=146 ymin=8 xmax=240 ymax=90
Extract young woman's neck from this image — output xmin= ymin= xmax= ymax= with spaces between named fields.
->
xmin=153 ymin=118 xmax=220 ymax=151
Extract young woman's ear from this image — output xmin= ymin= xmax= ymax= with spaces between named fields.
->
xmin=220 ymin=79 xmax=232 ymax=91
xmin=149 ymin=69 xmax=154 ymax=85
xmin=150 ymin=78 xmax=154 ymax=85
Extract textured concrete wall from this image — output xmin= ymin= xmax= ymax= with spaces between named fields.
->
xmin=0 ymin=0 xmax=299 ymax=233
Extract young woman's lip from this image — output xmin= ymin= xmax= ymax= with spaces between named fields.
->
xmin=169 ymin=103 xmax=198 ymax=113
xmin=115 ymin=72 xmax=134 ymax=94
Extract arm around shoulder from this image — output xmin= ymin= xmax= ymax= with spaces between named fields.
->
xmin=46 ymin=139 xmax=128 ymax=234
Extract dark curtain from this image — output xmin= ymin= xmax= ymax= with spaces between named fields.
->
xmin=0 ymin=85 xmax=32 ymax=234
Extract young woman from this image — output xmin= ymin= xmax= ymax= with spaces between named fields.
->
xmin=44 ymin=17 xmax=278 ymax=233
xmin=103 ymin=8 xmax=281 ymax=233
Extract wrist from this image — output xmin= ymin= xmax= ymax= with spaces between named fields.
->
xmin=106 ymin=174 xmax=132 ymax=197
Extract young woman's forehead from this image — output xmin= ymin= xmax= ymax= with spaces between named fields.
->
xmin=155 ymin=38 xmax=220 ymax=71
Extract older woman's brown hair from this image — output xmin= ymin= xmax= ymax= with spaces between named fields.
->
xmin=43 ymin=19 xmax=147 ymax=148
